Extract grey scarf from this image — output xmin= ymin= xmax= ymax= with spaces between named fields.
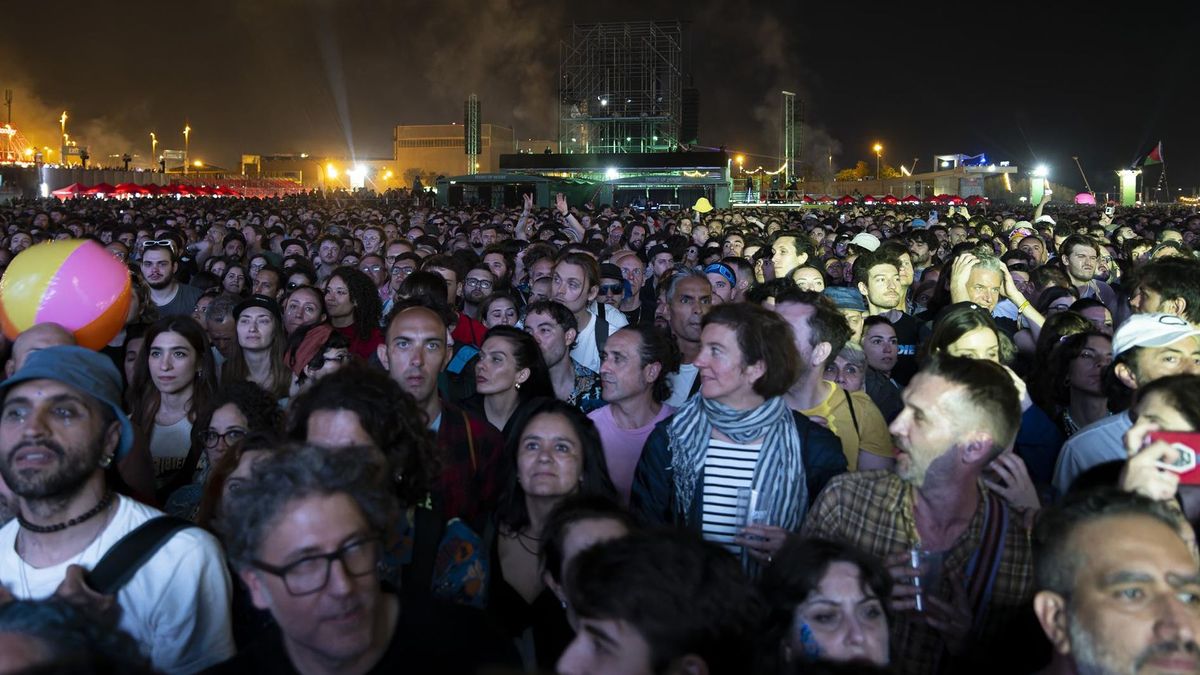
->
xmin=668 ymin=395 xmax=808 ymax=530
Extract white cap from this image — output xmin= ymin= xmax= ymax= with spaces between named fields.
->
xmin=849 ymin=232 xmax=881 ymax=252
xmin=1113 ymin=313 xmax=1200 ymax=358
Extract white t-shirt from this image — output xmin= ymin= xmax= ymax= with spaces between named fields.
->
xmin=151 ymin=417 xmax=193 ymax=487
xmin=0 ymin=496 xmax=235 ymax=674
xmin=588 ymin=403 xmax=675 ymax=504
xmin=665 ymin=363 xmax=700 ymax=409
xmin=571 ymin=302 xmax=629 ymax=372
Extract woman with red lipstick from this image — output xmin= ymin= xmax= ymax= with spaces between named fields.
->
xmin=469 ymin=326 xmax=553 ymax=438
xmin=129 ymin=315 xmax=217 ymax=500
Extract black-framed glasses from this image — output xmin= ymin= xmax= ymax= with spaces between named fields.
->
xmin=251 ymin=537 xmax=381 ymax=596
xmin=359 ymin=264 xmax=383 ymax=273
xmin=200 ymin=428 xmax=247 ymax=448
xmin=598 ymin=283 xmax=624 ymax=295
xmin=464 ymin=278 xmax=493 ymax=289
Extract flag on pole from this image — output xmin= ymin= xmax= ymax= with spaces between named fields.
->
xmin=1143 ymin=142 xmax=1164 ymax=166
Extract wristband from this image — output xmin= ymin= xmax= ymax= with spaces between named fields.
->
xmin=1017 ymin=299 xmax=1030 ymax=314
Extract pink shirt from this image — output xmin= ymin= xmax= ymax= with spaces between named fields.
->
xmin=588 ymin=403 xmax=675 ymax=504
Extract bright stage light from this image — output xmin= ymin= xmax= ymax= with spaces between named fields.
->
xmin=605 ymin=167 xmax=619 ymax=180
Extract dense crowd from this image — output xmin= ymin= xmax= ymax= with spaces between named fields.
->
xmin=0 ymin=190 xmax=1199 ymax=674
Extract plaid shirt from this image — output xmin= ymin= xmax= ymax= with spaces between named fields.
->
xmin=434 ymin=399 xmax=505 ymax=534
xmin=801 ymin=471 xmax=1035 ymax=675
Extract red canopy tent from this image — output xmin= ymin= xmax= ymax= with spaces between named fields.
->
xmin=862 ymin=195 xmax=876 ymax=204
xmin=142 ymin=183 xmax=162 ymax=196
xmin=901 ymin=195 xmax=922 ymax=204
xmin=51 ymin=183 xmax=89 ymax=199
xmin=966 ymin=195 xmax=988 ymax=206
xmin=800 ymin=195 xmax=814 ymax=204
xmin=879 ymin=194 xmax=899 ymax=204
xmin=942 ymin=195 xmax=965 ymax=205
xmin=836 ymin=195 xmax=857 ymax=205
xmin=112 ymin=182 xmax=144 ymax=196
xmin=192 ymin=185 xmax=214 ymax=196
xmin=815 ymin=195 xmax=835 ymax=204
xmin=86 ymin=182 xmax=116 ymax=196
xmin=923 ymin=195 xmax=939 ymax=203
xmin=168 ymin=184 xmax=191 ymax=195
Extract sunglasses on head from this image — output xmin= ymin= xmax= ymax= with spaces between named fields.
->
xmin=141 ymin=239 xmax=176 ymax=253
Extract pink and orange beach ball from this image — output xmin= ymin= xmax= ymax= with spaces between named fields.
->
xmin=0 ymin=240 xmax=132 ymax=350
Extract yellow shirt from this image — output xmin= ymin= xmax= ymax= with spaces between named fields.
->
xmin=799 ymin=381 xmax=893 ymax=470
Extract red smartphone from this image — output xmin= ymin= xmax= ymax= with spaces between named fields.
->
xmin=1149 ymin=431 xmax=1200 ymax=485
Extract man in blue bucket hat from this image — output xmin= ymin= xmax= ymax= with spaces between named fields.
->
xmin=0 ymin=345 xmax=234 ymax=674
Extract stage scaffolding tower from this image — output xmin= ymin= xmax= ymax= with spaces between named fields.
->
xmin=559 ymin=21 xmax=684 ymax=154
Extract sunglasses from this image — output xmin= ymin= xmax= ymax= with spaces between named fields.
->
xmin=141 ymin=239 xmax=176 ymax=254
xmin=598 ymin=283 xmax=624 ymax=295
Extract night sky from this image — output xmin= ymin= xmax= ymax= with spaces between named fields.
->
xmin=4 ymin=1 xmax=1197 ymax=194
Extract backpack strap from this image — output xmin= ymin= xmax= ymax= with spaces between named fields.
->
xmin=84 ymin=516 xmax=196 ymax=595
xmin=843 ymin=388 xmax=861 ymax=437
xmin=462 ymin=410 xmax=477 ymax=473
xmin=594 ymin=305 xmax=610 ymax=355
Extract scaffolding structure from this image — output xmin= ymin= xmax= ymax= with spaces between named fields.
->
xmin=781 ymin=91 xmax=796 ymax=182
xmin=559 ymin=21 xmax=684 ymax=154
xmin=464 ymin=94 xmax=480 ymax=175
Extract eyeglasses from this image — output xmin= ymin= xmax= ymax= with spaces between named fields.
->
xmin=464 ymin=278 xmax=493 ymax=289
xmin=199 ymin=428 xmax=247 ymax=448
xmin=251 ymin=537 xmax=381 ymax=596
xmin=141 ymin=239 xmax=176 ymax=254
xmin=598 ymin=283 xmax=624 ymax=295
xmin=359 ymin=264 xmax=383 ymax=273
xmin=310 ymin=352 xmax=352 ymax=369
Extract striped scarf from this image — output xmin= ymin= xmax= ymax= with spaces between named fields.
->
xmin=668 ymin=395 xmax=808 ymax=531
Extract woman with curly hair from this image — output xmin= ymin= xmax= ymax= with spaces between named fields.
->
xmin=322 ymin=266 xmax=383 ymax=360
xmin=285 ymin=365 xmax=446 ymax=598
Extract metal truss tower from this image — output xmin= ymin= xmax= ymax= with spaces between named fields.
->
xmin=559 ymin=21 xmax=684 ymax=154
xmin=781 ymin=91 xmax=796 ymax=181
xmin=464 ymin=94 xmax=480 ymax=175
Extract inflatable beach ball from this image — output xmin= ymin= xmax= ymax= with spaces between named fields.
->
xmin=0 ymin=239 xmax=132 ymax=350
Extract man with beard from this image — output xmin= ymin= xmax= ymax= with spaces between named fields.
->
xmin=802 ymin=355 xmax=1035 ymax=675
xmin=1060 ymin=235 xmax=1118 ymax=314
xmin=140 ymin=242 xmax=202 ymax=318
xmin=461 ymin=265 xmax=496 ymax=321
xmin=0 ymin=346 xmax=234 ymax=673
xmin=1032 ymin=489 xmax=1200 ymax=675
xmin=662 ymin=271 xmax=713 ymax=408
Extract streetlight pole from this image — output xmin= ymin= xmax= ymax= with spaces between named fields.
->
xmin=150 ymin=132 xmax=157 ymax=168
xmin=873 ymin=143 xmax=883 ymax=181
xmin=183 ymin=123 xmax=191 ymax=175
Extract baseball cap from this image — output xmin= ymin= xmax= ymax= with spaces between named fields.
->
xmin=647 ymin=244 xmax=672 ymax=260
xmin=823 ymin=286 xmax=868 ymax=313
xmin=849 ymin=232 xmax=881 ymax=252
xmin=235 ymin=295 xmax=283 ymax=322
xmin=909 ymin=218 xmax=927 ymax=229
xmin=599 ymin=262 xmax=624 ymax=283
xmin=0 ymin=346 xmax=135 ymax=460
xmin=1112 ymin=313 xmax=1200 ymax=358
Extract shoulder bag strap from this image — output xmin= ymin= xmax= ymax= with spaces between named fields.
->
xmin=843 ymin=388 xmax=861 ymax=437
xmin=84 ymin=516 xmax=196 ymax=595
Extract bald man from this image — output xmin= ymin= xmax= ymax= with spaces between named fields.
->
xmin=4 ymin=323 xmax=75 ymax=378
